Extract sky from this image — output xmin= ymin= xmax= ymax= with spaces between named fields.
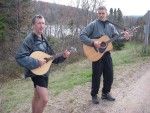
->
xmin=104 ymin=0 xmax=150 ymax=16
xmin=39 ymin=0 xmax=150 ymax=16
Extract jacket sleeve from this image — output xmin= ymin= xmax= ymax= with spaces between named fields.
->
xmin=52 ymin=56 xmax=66 ymax=64
xmin=15 ymin=39 xmax=40 ymax=70
xmin=80 ymin=22 xmax=95 ymax=46
xmin=111 ymin=25 xmax=126 ymax=43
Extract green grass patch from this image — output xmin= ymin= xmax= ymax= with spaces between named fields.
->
xmin=49 ymin=62 xmax=92 ymax=90
xmin=112 ymin=42 xmax=148 ymax=67
xmin=0 ymin=79 xmax=33 ymax=113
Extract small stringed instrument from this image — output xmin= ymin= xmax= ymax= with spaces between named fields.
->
xmin=30 ymin=47 xmax=77 ymax=75
xmin=83 ymin=26 xmax=139 ymax=61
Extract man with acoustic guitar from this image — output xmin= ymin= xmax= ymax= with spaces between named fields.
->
xmin=16 ymin=15 xmax=70 ymax=113
xmin=80 ymin=6 xmax=129 ymax=104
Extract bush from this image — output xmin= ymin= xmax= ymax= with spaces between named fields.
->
xmin=0 ymin=15 xmax=5 ymax=42
xmin=112 ymin=41 xmax=125 ymax=50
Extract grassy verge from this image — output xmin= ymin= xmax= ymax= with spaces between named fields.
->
xmin=0 ymin=42 xmax=150 ymax=113
xmin=112 ymin=42 xmax=147 ymax=66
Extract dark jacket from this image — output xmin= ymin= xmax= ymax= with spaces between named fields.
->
xmin=15 ymin=32 xmax=65 ymax=78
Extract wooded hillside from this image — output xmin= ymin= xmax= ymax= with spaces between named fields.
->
xmin=0 ymin=0 xmax=144 ymax=82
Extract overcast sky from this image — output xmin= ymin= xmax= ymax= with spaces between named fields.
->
xmin=39 ymin=0 xmax=150 ymax=16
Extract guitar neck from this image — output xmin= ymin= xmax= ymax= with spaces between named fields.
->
xmin=105 ymin=25 xmax=140 ymax=44
xmin=53 ymin=53 xmax=63 ymax=59
xmin=46 ymin=53 xmax=62 ymax=62
xmin=45 ymin=47 xmax=77 ymax=62
xmin=106 ymin=33 xmax=124 ymax=44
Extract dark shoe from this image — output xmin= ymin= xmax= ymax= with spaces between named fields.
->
xmin=101 ymin=93 xmax=115 ymax=101
xmin=92 ymin=95 xmax=99 ymax=104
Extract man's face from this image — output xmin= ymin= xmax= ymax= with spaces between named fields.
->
xmin=97 ymin=9 xmax=107 ymax=21
xmin=33 ymin=18 xmax=45 ymax=34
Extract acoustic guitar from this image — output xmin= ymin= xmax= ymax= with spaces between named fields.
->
xmin=83 ymin=26 xmax=139 ymax=61
xmin=30 ymin=47 xmax=77 ymax=75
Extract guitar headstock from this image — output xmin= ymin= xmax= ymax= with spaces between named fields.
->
xmin=127 ymin=26 xmax=140 ymax=37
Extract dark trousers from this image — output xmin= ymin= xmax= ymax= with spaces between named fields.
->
xmin=91 ymin=52 xmax=113 ymax=97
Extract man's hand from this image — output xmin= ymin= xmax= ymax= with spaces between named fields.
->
xmin=63 ymin=50 xmax=71 ymax=58
xmin=93 ymin=41 xmax=101 ymax=48
xmin=38 ymin=59 xmax=46 ymax=66
xmin=123 ymin=31 xmax=130 ymax=40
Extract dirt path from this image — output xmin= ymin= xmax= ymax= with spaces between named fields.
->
xmin=43 ymin=61 xmax=150 ymax=113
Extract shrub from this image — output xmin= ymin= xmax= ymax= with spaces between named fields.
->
xmin=0 ymin=15 xmax=5 ymax=42
xmin=112 ymin=41 xmax=125 ymax=50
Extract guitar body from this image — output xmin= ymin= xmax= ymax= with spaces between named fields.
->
xmin=83 ymin=36 xmax=113 ymax=62
xmin=29 ymin=47 xmax=77 ymax=75
xmin=30 ymin=51 xmax=53 ymax=75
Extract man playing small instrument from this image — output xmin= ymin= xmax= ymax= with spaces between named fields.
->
xmin=16 ymin=15 xmax=70 ymax=113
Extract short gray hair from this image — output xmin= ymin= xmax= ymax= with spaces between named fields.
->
xmin=97 ymin=6 xmax=107 ymax=11
xmin=32 ymin=15 xmax=44 ymax=24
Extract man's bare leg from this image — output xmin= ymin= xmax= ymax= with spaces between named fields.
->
xmin=34 ymin=85 xmax=48 ymax=113
xmin=32 ymin=88 xmax=40 ymax=113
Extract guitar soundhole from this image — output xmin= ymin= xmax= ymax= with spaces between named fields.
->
xmin=100 ymin=42 xmax=106 ymax=48
xmin=44 ymin=58 xmax=49 ymax=63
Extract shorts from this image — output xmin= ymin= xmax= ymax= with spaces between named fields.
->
xmin=31 ymin=76 xmax=48 ymax=88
